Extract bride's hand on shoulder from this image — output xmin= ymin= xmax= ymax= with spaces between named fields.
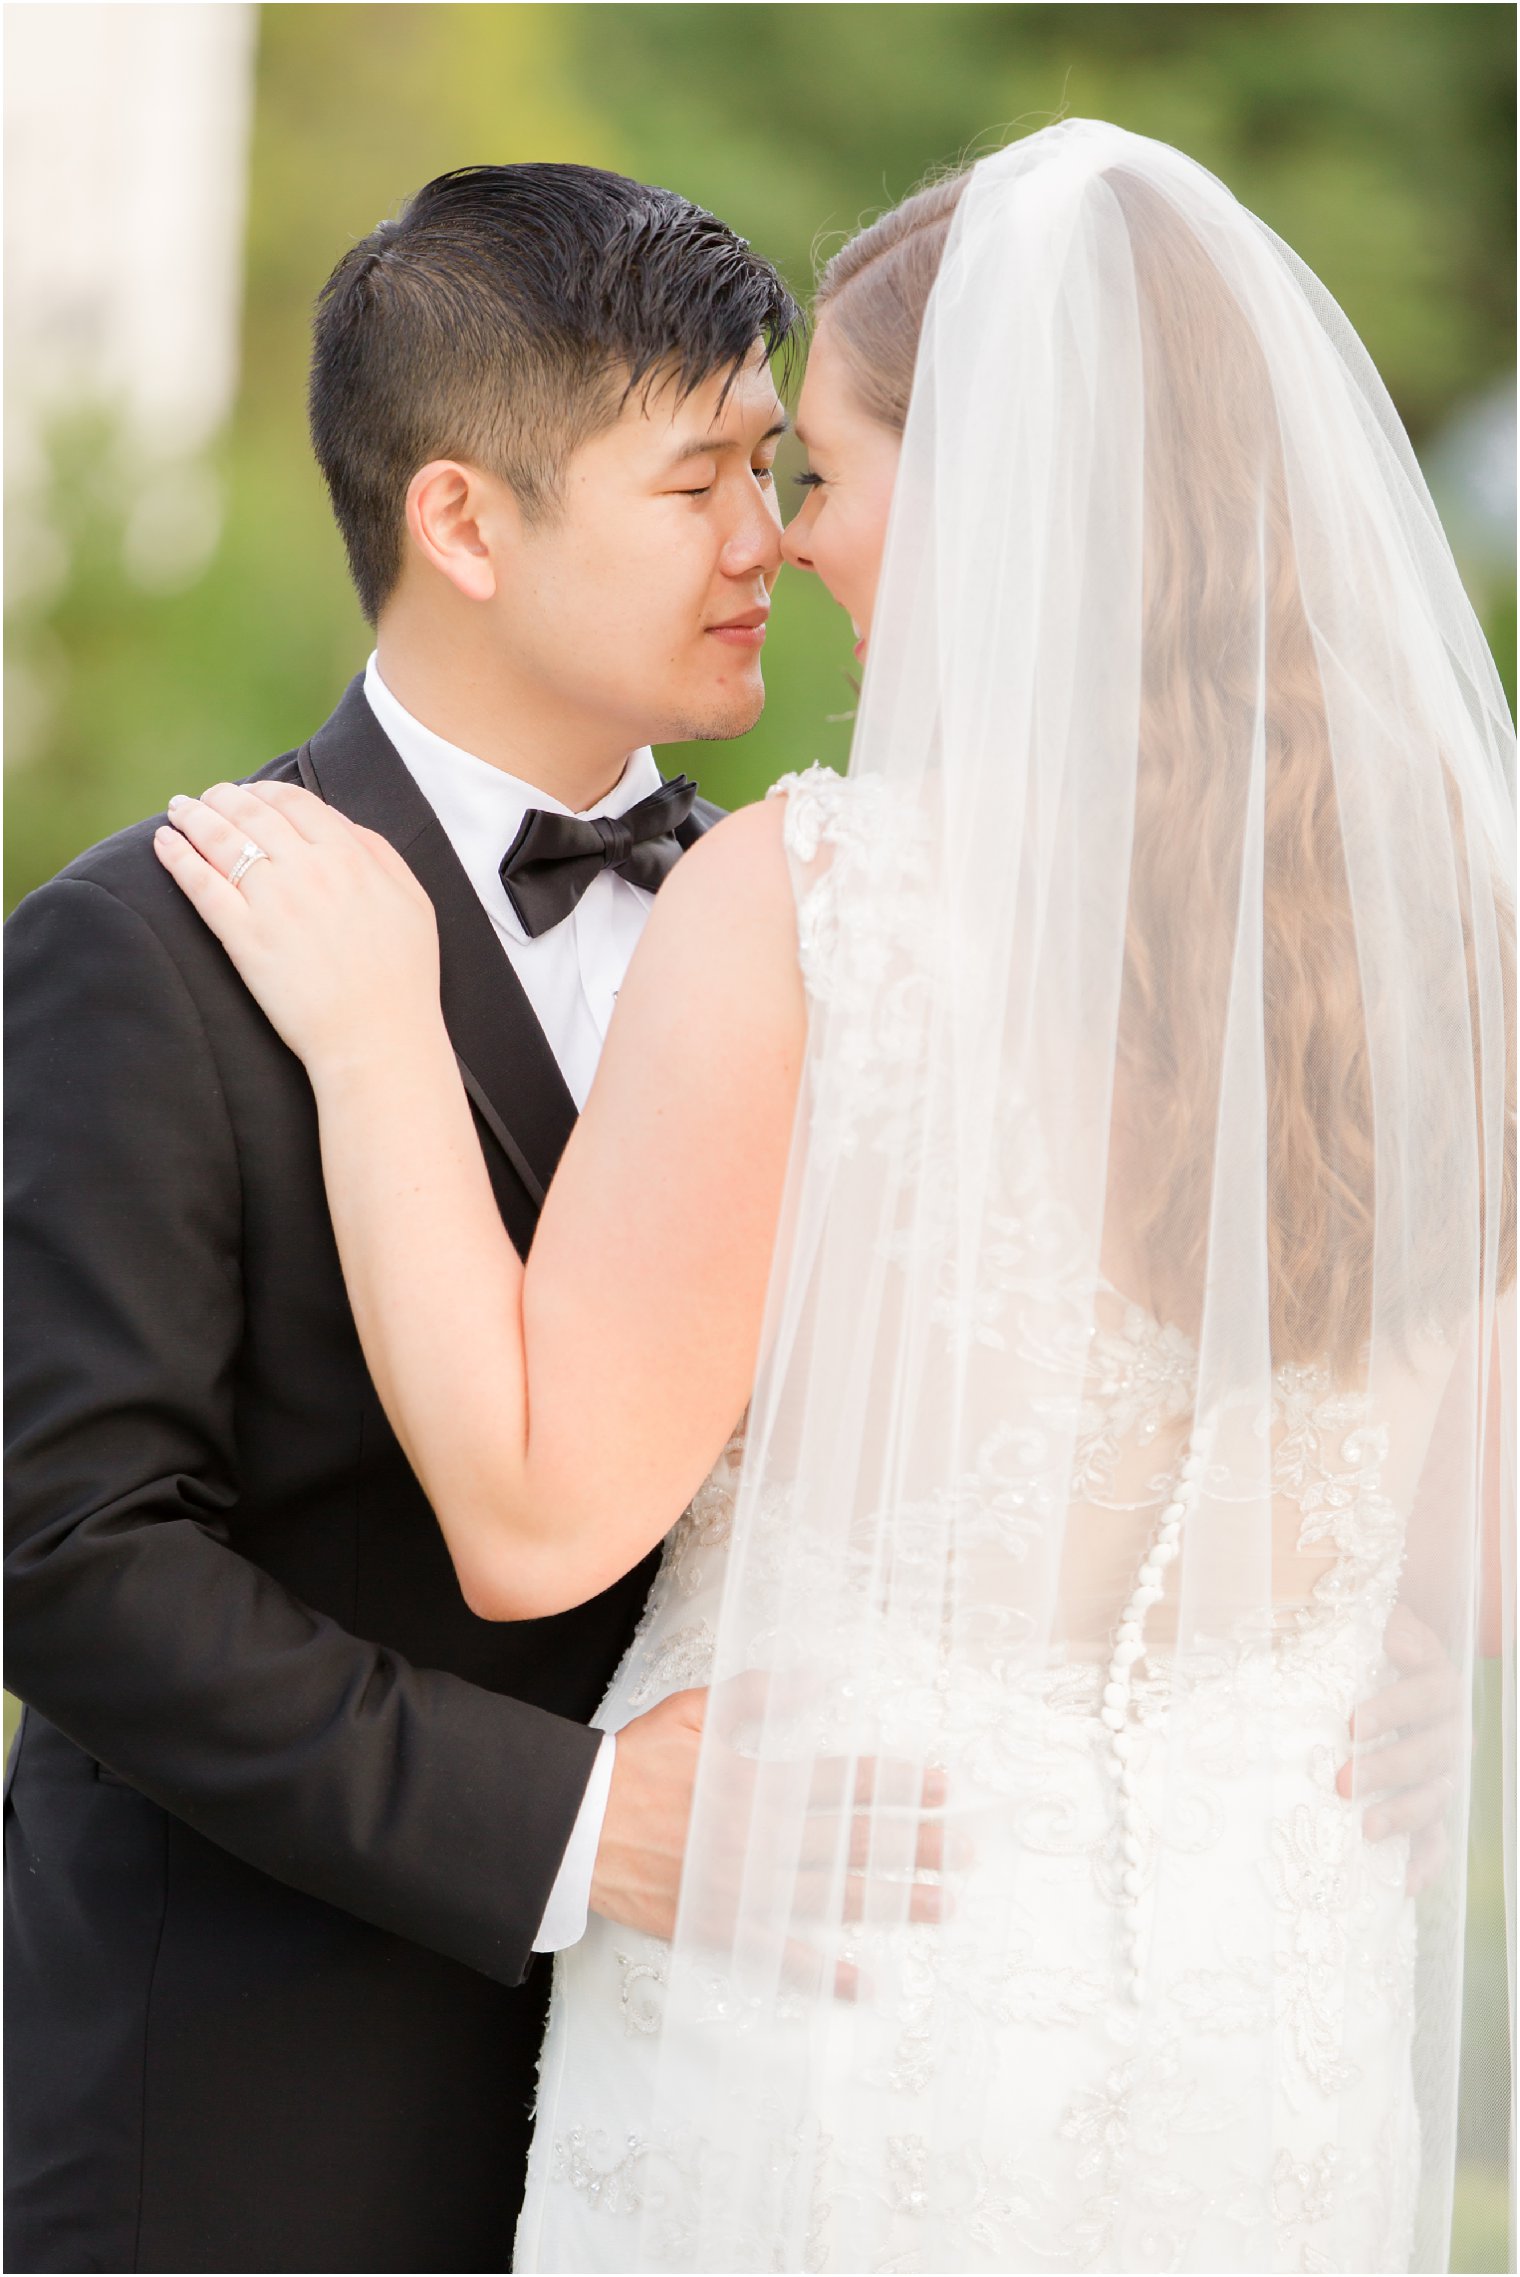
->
xmin=154 ymin=778 xmax=441 ymax=1074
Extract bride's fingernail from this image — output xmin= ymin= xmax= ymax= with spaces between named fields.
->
xmin=167 ymin=795 xmax=190 ymax=811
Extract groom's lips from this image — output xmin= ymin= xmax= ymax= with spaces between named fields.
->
xmin=706 ymin=606 xmax=769 ymax=649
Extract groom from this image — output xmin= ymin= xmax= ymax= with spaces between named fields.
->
xmin=5 ymin=164 xmax=799 ymax=2274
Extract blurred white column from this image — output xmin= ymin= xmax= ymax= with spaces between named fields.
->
xmin=4 ymin=0 xmax=258 ymax=620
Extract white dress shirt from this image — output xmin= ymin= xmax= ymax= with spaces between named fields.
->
xmin=364 ymin=652 xmax=661 ymax=1950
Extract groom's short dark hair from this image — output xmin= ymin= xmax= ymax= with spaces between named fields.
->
xmin=310 ymin=163 xmax=800 ymax=623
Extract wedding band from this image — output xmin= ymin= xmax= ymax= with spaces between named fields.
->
xmin=227 ymin=840 xmax=270 ymax=891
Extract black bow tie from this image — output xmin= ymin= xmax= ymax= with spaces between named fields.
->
xmin=498 ymin=775 xmax=699 ymax=939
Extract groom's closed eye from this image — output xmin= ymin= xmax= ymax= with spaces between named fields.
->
xmin=671 ymin=457 xmax=781 ymax=501
xmin=663 ymin=415 xmax=788 ymax=499
xmin=673 ymin=472 xmax=780 ymax=500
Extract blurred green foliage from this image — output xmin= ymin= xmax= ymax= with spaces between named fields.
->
xmin=4 ymin=2 xmax=1514 ymax=907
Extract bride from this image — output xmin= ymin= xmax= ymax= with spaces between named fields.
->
xmin=158 ymin=123 xmax=1512 ymax=2273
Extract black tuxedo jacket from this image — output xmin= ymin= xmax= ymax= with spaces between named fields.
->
xmin=4 ymin=676 xmax=722 ymax=2274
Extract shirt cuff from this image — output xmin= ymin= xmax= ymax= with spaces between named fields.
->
xmin=531 ymin=1729 xmax=615 ymax=1953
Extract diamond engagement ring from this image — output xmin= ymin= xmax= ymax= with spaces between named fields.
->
xmin=227 ymin=840 xmax=270 ymax=891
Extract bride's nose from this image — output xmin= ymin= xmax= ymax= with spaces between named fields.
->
xmin=780 ymin=515 xmax=815 ymax=574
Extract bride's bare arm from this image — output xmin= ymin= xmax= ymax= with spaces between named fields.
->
xmin=156 ymin=781 xmax=804 ymax=1619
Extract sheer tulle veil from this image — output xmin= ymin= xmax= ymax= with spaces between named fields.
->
xmin=636 ymin=122 xmax=1515 ymax=2271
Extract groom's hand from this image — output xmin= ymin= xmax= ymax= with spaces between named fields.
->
xmin=1340 ymin=1604 xmax=1464 ymax=1895
xmin=587 ymin=1687 xmax=707 ymax=1941
xmin=587 ymin=1687 xmax=955 ymax=1954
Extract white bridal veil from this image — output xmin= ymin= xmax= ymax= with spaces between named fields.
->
xmin=638 ymin=122 xmax=1515 ymax=2271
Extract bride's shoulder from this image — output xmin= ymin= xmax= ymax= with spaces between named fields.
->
xmin=600 ymin=791 xmax=804 ymax=1111
xmin=636 ymin=791 xmax=798 ymax=993
xmin=690 ymin=767 xmax=886 ymax=912
xmin=666 ymin=788 xmax=792 ymax=906
xmin=653 ymin=763 xmax=904 ymax=953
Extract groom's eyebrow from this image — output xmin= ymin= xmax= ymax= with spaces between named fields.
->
xmin=666 ymin=414 xmax=790 ymax=465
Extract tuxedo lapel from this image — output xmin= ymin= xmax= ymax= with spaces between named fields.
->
xmin=295 ymin=677 xmax=576 ymax=1211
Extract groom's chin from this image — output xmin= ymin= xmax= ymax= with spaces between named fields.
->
xmin=675 ymin=681 xmax=767 ymax=744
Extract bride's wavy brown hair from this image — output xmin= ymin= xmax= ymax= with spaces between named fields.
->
xmin=819 ymin=166 xmax=1515 ymax=1375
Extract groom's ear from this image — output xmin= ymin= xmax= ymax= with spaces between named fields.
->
xmin=403 ymin=459 xmax=520 ymax=605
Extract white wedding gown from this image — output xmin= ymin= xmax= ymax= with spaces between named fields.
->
xmin=514 ymin=769 xmax=1432 ymax=2275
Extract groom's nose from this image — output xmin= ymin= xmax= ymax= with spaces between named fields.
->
xmin=718 ymin=486 xmax=784 ymax=583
